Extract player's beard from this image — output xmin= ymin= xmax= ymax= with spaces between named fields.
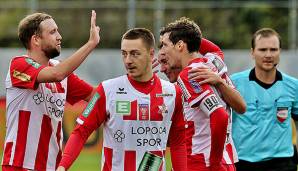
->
xmin=44 ymin=47 xmax=60 ymax=59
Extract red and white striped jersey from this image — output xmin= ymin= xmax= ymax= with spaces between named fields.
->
xmin=72 ymin=74 xmax=185 ymax=171
xmin=2 ymin=56 xmax=93 ymax=171
xmin=177 ymin=54 xmax=238 ymax=168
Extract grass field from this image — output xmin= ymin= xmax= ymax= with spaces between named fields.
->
xmin=0 ymin=151 xmax=172 ymax=171
xmin=70 ymin=151 xmax=172 ymax=171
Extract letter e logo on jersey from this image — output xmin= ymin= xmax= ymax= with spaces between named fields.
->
xmin=116 ymin=101 xmax=131 ymax=115
xmin=277 ymin=107 xmax=288 ymax=123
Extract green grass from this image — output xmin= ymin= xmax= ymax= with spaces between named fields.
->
xmin=0 ymin=151 xmax=172 ymax=171
xmin=70 ymin=152 xmax=101 ymax=171
xmin=70 ymin=151 xmax=172 ymax=171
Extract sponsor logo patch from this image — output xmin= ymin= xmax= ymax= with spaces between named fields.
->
xmin=212 ymin=57 xmax=224 ymax=72
xmin=158 ymin=104 xmax=168 ymax=115
xmin=156 ymin=93 xmax=173 ymax=97
xmin=25 ymin=58 xmax=41 ymax=69
xmin=113 ymin=130 xmax=125 ymax=142
xmin=116 ymin=87 xmax=127 ymax=94
xmin=13 ymin=70 xmax=31 ymax=82
xmin=116 ymin=101 xmax=131 ymax=115
xmin=82 ymin=93 xmax=100 ymax=117
xmin=277 ymin=107 xmax=288 ymax=123
xmin=189 ymin=80 xmax=202 ymax=93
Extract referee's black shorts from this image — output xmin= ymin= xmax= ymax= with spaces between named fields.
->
xmin=236 ymin=145 xmax=298 ymax=171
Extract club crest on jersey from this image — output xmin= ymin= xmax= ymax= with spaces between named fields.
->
xmin=13 ymin=70 xmax=31 ymax=82
xmin=116 ymin=101 xmax=131 ymax=115
xmin=82 ymin=93 xmax=100 ymax=117
xmin=138 ymin=104 xmax=149 ymax=120
xmin=189 ymin=80 xmax=202 ymax=93
xmin=277 ymin=107 xmax=288 ymax=123
xmin=25 ymin=58 xmax=41 ymax=69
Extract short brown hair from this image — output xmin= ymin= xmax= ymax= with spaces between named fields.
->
xmin=18 ymin=12 xmax=52 ymax=49
xmin=160 ymin=17 xmax=202 ymax=53
xmin=122 ymin=28 xmax=155 ymax=50
xmin=251 ymin=28 xmax=281 ymax=49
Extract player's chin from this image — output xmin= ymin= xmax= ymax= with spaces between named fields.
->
xmin=263 ymin=64 xmax=274 ymax=69
xmin=168 ymin=74 xmax=178 ymax=83
xmin=127 ymin=71 xmax=138 ymax=77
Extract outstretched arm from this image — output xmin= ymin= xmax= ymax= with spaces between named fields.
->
xmin=58 ymin=84 xmax=107 ymax=170
xmin=38 ymin=10 xmax=100 ymax=83
xmin=57 ymin=125 xmax=93 ymax=171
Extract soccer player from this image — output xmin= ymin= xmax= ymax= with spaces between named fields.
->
xmin=158 ymin=17 xmax=245 ymax=171
xmin=57 ymin=28 xmax=187 ymax=171
xmin=2 ymin=11 xmax=100 ymax=171
xmin=231 ymin=28 xmax=298 ymax=171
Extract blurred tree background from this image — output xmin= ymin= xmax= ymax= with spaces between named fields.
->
xmin=0 ymin=0 xmax=297 ymax=49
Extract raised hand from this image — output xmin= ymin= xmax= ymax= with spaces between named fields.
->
xmin=89 ymin=10 xmax=100 ymax=47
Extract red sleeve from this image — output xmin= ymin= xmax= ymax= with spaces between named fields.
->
xmin=59 ymin=84 xmax=107 ymax=169
xmin=66 ymin=73 xmax=93 ymax=105
xmin=209 ymin=108 xmax=229 ymax=168
xmin=168 ymin=85 xmax=187 ymax=171
xmin=9 ymin=56 xmax=45 ymax=89
xmin=199 ymin=38 xmax=224 ymax=60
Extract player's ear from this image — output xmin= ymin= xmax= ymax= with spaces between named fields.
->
xmin=250 ymin=48 xmax=255 ymax=60
xmin=150 ymin=48 xmax=155 ymax=59
xmin=31 ymin=34 xmax=41 ymax=47
xmin=176 ymin=40 xmax=184 ymax=51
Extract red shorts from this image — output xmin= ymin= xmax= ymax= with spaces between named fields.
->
xmin=2 ymin=165 xmax=32 ymax=171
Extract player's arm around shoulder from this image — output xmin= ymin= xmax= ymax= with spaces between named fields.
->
xmin=188 ymin=65 xmax=246 ymax=114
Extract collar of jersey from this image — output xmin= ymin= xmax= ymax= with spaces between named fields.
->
xmin=127 ymin=74 xmax=157 ymax=94
xmin=249 ymin=68 xmax=282 ymax=89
